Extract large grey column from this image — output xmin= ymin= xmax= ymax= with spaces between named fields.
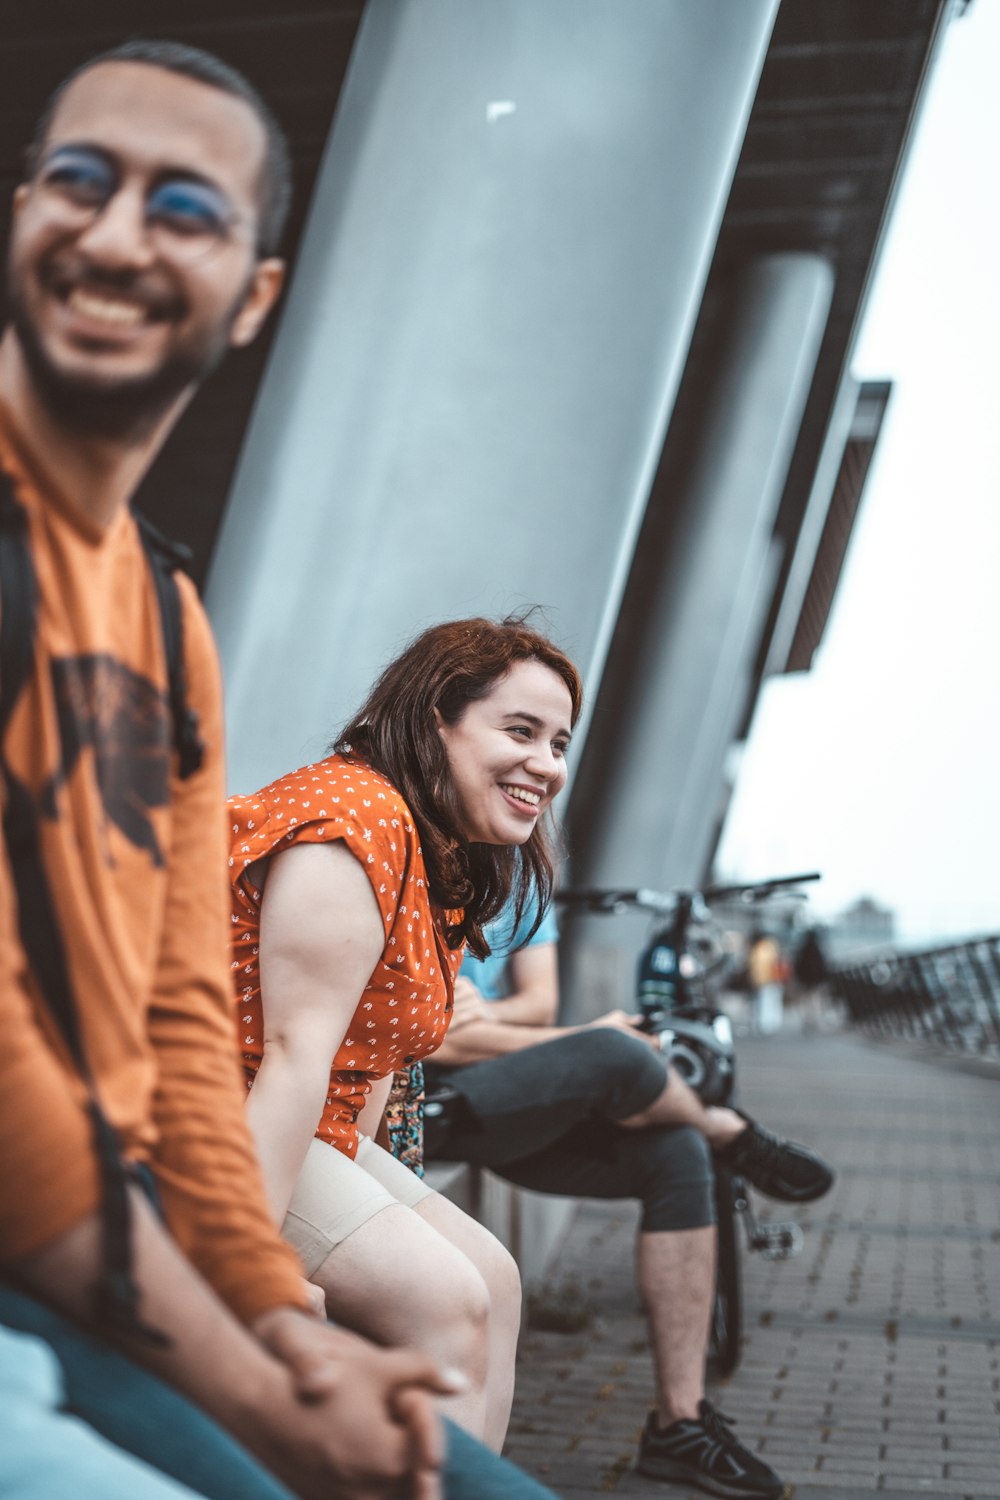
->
xmin=206 ymin=0 xmax=778 ymax=793
xmin=562 ymin=254 xmax=833 ymax=1015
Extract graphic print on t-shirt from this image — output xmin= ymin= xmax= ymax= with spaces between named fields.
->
xmin=40 ymin=653 xmax=171 ymax=867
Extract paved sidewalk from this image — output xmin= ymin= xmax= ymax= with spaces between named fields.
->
xmin=503 ymin=1032 xmax=1000 ymax=1500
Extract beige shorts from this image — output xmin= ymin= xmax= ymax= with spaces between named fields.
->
xmin=282 ymin=1135 xmax=434 ymax=1276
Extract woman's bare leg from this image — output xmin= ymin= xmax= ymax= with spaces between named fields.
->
xmin=310 ymin=1195 xmax=519 ymax=1448
xmin=412 ymin=1190 xmax=521 ymax=1450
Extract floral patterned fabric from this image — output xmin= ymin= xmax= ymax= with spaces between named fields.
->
xmin=385 ymin=1064 xmax=425 ymax=1177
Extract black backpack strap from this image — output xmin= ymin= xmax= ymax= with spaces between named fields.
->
xmin=2 ymin=489 xmax=204 ymax=779
xmin=136 ymin=513 xmax=205 ymax=782
xmin=0 ymin=468 xmax=165 ymax=1345
xmin=0 ymin=471 xmax=37 ymax=745
xmin=0 ymin=475 xmax=80 ymax=1049
xmin=1 ymin=766 xmax=162 ymax=1342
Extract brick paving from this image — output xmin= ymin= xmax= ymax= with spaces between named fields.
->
xmin=502 ymin=1032 xmax=1000 ymax=1500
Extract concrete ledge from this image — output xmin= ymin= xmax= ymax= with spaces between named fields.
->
xmin=423 ymin=1160 xmax=476 ymax=1214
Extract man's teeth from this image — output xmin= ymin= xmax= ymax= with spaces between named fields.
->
xmin=502 ymin=785 xmax=541 ymax=807
xmin=68 ymin=288 xmax=145 ymax=326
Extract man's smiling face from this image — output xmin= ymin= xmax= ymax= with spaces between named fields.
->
xmin=7 ymin=60 xmax=283 ymax=435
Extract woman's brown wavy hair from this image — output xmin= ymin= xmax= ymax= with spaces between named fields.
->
xmin=335 ymin=614 xmax=582 ymax=958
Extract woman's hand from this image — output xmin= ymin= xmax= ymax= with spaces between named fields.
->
xmin=303 ymin=1278 xmax=327 ymax=1317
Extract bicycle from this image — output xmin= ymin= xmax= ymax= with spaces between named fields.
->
xmin=556 ymin=872 xmax=820 ymax=1377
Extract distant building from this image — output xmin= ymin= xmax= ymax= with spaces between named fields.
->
xmin=827 ymin=896 xmax=897 ymax=961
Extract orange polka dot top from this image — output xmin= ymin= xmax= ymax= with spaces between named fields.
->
xmin=228 ymin=754 xmax=464 ymax=1159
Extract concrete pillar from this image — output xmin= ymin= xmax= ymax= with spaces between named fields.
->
xmin=205 ymin=0 xmax=778 ymax=793
xmin=562 ymin=253 xmax=833 ymax=1016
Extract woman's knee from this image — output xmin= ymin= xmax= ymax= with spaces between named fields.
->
xmin=314 ymin=1211 xmax=491 ymax=1368
xmin=415 ymin=1196 xmax=522 ymax=1333
xmin=481 ymin=1236 xmax=521 ymax=1329
xmin=418 ymin=1252 xmax=493 ymax=1359
xmin=446 ymin=1224 xmax=521 ymax=1341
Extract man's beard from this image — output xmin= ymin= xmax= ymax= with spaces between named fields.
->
xmin=9 ymin=270 xmax=245 ymax=444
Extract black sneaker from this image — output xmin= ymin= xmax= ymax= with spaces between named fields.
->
xmin=636 ymin=1400 xmax=785 ymax=1499
xmin=717 ymin=1115 xmax=834 ymax=1203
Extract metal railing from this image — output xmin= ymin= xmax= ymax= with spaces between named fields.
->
xmin=831 ymin=935 xmax=1000 ymax=1058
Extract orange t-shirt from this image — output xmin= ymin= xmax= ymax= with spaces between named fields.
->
xmin=228 ymin=755 xmax=463 ymax=1158
xmin=0 ymin=407 xmax=304 ymax=1323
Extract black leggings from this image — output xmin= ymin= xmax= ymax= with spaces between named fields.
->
xmin=425 ymin=1029 xmax=715 ymax=1233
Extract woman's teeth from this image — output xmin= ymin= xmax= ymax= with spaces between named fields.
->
xmin=502 ymin=784 xmax=541 ymax=807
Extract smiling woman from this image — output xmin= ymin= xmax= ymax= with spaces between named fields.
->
xmin=224 ymin=615 xmax=581 ymax=1450
xmin=434 ymin=660 xmax=572 ymax=845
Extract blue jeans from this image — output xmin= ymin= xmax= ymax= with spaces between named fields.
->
xmin=0 ymin=1287 xmax=557 ymax=1500
xmin=0 ymin=1323 xmax=208 ymax=1500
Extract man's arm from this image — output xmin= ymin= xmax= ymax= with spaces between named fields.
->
xmin=481 ymin=942 xmax=560 ymax=1026
xmin=431 ymin=944 xmax=562 ymax=1066
xmin=431 ymin=943 xmax=658 ymax=1068
xmin=11 ymin=1187 xmax=457 ymax=1500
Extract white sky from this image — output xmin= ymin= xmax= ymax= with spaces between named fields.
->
xmin=716 ymin=0 xmax=1000 ymax=944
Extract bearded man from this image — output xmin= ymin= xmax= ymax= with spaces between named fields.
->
xmin=0 ymin=40 xmax=556 ymax=1500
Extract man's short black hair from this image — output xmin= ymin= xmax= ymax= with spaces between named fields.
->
xmin=27 ymin=38 xmax=292 ymax=257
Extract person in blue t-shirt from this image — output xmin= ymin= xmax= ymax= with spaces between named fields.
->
xmin=424 ymin=898 xmax=834 ymax=1500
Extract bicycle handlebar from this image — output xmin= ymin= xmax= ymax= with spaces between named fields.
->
xmin=703 ymin=872 xmax=821 ymax=902
xmin=557 ymin=872 xmax=820 ymax=916
xmin=555 ymin=887 xmax=675 ymax=915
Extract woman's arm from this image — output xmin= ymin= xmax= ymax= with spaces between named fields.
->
xmin=247 ymin=841 xmax=385 ymax=1224
xmin=355 ymin=1073 xmax=393 ymax=1140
